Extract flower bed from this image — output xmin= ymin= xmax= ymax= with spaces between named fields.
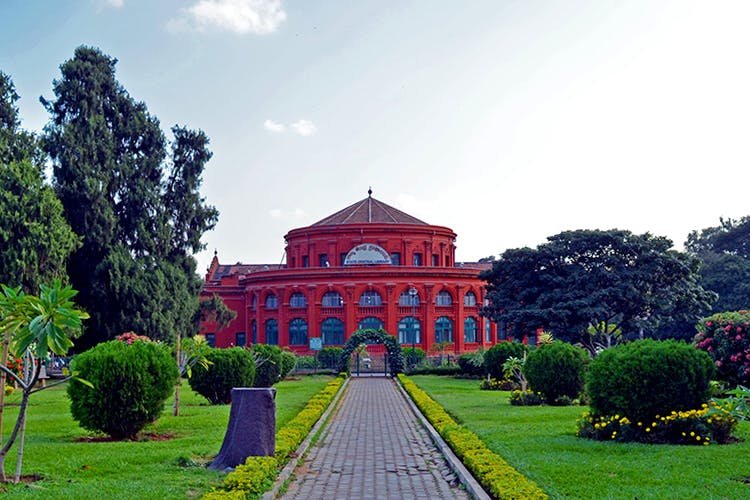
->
xmin=577 ymin=403 xmax=738 ymax=444
xmin=204 ymin=373 xmax=347 ymax=499
xmin=397 ymin=374 xmax=547 ymax=499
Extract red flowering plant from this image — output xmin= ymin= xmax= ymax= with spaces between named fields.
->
xmin=695 ymin=311 xmax=750 ymax=387
xmin=5 ymin=357 xmax=23 ymax=379
xmin=115 ymin=332 xmax=152 ymax=344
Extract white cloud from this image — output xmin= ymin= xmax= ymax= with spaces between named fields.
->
xmin=263 ymin=119 xmax=286 ymax=133
xmin=290 ymin=119 xmax=317 ymax=137
xmin=168 ymin=0 xmax=286 ymax=35
xmin=107 ymin=0 xmax=124 ymax=7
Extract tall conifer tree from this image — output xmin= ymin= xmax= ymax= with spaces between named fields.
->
xmin=42 ymin=46 xmax=218 ymax=348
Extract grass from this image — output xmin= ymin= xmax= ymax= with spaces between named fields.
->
xmin=410 ymin=375 xmax=750 ymax=499
xmin=0 ymin=375 xmax=333 ymax=499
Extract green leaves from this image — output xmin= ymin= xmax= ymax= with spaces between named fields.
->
xmin=0 ymin=280 xmax=88 ymax=359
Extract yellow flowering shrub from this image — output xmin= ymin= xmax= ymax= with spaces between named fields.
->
xmin=398 ymin=374 xmax=547 ymax=499
xmin=577 ymin=402 xmax=738 ymax=444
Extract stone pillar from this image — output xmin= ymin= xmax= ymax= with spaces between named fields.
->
xmin=455 ymin=284 xmax=465 ymax=353
xmin=423 ymin=284 xmax=435 ymax=354
xmin=210 ymin=388 xmax=276 ymax=470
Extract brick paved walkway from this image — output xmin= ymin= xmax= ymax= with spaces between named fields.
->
xmin=282 ymin=377 xmax=468 ymax=500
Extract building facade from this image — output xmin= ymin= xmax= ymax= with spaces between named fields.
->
xmin=199 ymin=192 xmax=498 ymax=354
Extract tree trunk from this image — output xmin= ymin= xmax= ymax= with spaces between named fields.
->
xmin=12 ymin=393 xmax=27 ymax=483
xmin=173 ymin=333 xmax=181 ymax=417
xmin=0 ymin=332 xmax=11 ymax=448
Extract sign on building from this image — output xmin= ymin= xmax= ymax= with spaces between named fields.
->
xmin=343 ymin=243 xmax=392 ymax=265
xmin=309 ymin=337 xmax=323 ymax=351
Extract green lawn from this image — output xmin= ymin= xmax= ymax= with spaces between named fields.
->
xmin=0 ymin=375 xmax=333 ymax=498
xmin=411 ymin=375 xmax=750 ymax=499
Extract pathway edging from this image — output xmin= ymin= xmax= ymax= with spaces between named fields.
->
xmin=263 ymin=376 xmax=350 ymax=500
xmin=394 ymin=377 xmax=491 ymax=500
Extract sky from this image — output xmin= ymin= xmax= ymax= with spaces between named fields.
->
xmin=2 ymin=0 xmax=750 ymax=274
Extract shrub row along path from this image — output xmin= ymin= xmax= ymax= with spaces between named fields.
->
xmin=282 ymin=377 xmax=469 ymax=499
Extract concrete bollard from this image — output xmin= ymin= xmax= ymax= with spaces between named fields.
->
xmin=209 ymin=387 xmax=276 ymax=470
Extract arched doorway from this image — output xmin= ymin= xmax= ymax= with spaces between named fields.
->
xmin=339 ymin=328 xmax=404 ymax=376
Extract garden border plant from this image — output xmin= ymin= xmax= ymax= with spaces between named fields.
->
xmin=397 ymin=374 xmax=547 ymax=499
xmin=204 ymin=373 xmax=347 ymax=499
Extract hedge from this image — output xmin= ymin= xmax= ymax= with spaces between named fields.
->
xmin=397 ymin=374 xmax=547 ymax=499
xmin=204 ymin=374 xmax=347 ymax=499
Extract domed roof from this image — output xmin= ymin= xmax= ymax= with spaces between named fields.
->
xmin=312 ymin=190 xmax=427 ymax=226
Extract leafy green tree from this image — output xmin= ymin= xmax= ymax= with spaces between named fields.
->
xmin=0 ymin=281 xmax=88 ymax=482
xmin=0 ymin=71 xmax=78 ymax=294
xmin=686 ymin=218 xmax=750 ymax=315
xmin=481 ymin=229 xmax=715 ymax=345
xmin=41 ymin=46 xmax=218 ymax=348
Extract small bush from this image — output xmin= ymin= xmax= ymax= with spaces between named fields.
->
xmin=295 ymin=355 xmax=315 ymax=369
xmin=695 ymin=311 xmax=750 ymax=387
xmin=252 ymin=344 xmax=283 ymax=387
xmin=484 ymin=342 xmax=528 ymax=380
xmin=523 ymin=341 xmax=588 ymax=401
xmin=587 ymin=339 xmax=714 ymax=423
xmin=403 ymin=347 xmax=426 ymax=367
xmin=458 ymin=350 xmax=486 ymax=377
xmin=509 ymin=390 xmax=545 ymax=406
xmin=317 ymin=347 xmax=344 ymax=369
xmin=189 ymin=347 xmax=256 ymax=404
xmin=279 ymin=350 xmax=296 ymax=379
xmin=68 ymin=339 xmax=178 ymax=439
xmin=480 ymin=378 xmax=517 ymax=391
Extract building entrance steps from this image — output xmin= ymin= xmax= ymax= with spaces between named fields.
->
xmin=281 ymin=377 xmax=469 ymax=500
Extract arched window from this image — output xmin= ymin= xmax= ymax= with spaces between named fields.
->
xmin=485 ymin=319 xmax=491 ymax=343
xmin=251 ymin=294 xmax=257 ymax=310
xmin=322 ymin=291 xmax=343 ymax=307
xmin=398 ymin=290 xmax=420 ymax=306
xmin=464 ymin=317 xmax=478 ymax=343
xmin=436 ymin=291 xmax=453 ymax=306
xmin=359 ymin=290 xmax=382 ymax=306
xmin=398 ymin=317 xmax=421 ymax=344
xmin=265 ymin=293 xmax=279 ymax=309
xmin=265 ymin=319 xmax=278 ymax=345
xmin=321 ymin=318 xmax=345 ymax=345
xmin=464 ymin=291 xmax=477 ymax=307
xmin=251 ymin=320 xmax=257 ymax=344
xmin=435 ymin=316 xmax=453 ymax=343
xmin=289 ymin=319 xmax=308 ymax=345
xmin=358 ymin=316 xmax=384 ymax=330
xmin=290 ymin=292 xmax=307 ymax=308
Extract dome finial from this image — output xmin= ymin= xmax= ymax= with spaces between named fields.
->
xmin=368 ymin=186 xmax=372 ymax=197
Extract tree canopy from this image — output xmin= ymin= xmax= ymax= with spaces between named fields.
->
xmin=0 ymin=71 xmax=78 ymax=293
xmin=41 ymin=46 xmax=218 ymax=348
xmin=481 ymin=229 xmax=715 ymax=345
xmin=686 ymin=217 xmax=750 ymax=314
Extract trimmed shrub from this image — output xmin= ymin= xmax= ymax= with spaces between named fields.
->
xmin=458 ymin=351 xmax=485 ymax=377
xmin=295 ymin=355 xmax=315 ymax=369
xmin=695 ymin=311 xmax=750 ymax=387
xmin=68 ymin=339 xmax=178 ymax=439
xmin=189 ymin=347 xmax=256 ymax=404
xmin=523 ymin=341 xmax=588 ymax=402
xmin=484 ymin=341 xmax=528 ymax=380
xmin=509 ymin=390 xmax=545 ymax=406
xmin=398 ymin=374 xmax=547 ymax=499
xmin=480 ymin=378 xmax=517 ymax=391
xmin=587 ymin=339 xmax=714 ymax=423
xmin=252 ymin=344 xmax=283 ymax=387
xmin=279 ymin=350 xmax=296 ymax=379
xmin=317 ymin=347 xmax=344 ymax=369
xmin=403 ymin=346 xmax=426 ymax=367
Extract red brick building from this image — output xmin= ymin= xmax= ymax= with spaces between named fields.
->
xmin=199 ymin=191 xmax=498 ymax=354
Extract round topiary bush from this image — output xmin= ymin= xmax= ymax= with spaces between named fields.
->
xmin=523 ymin=341 xmax=588 ymax=403
xmin=189 ymin=347 xmax=256 ymax=404
xmin=68 ymin=339 xmax=178 ymax=440
xmin=484 ymin=341 xmax=528 ymax=380
xmin=587 ymin=339 xmax=715 ymax=422
xmin=252 ymin=344 xmax=283 ymax=387
xmin=279 ymin=350 xmax=296 ymax=379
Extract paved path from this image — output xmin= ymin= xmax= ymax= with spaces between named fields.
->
xmin=282 ymin=377 xmax=468 ymax=500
